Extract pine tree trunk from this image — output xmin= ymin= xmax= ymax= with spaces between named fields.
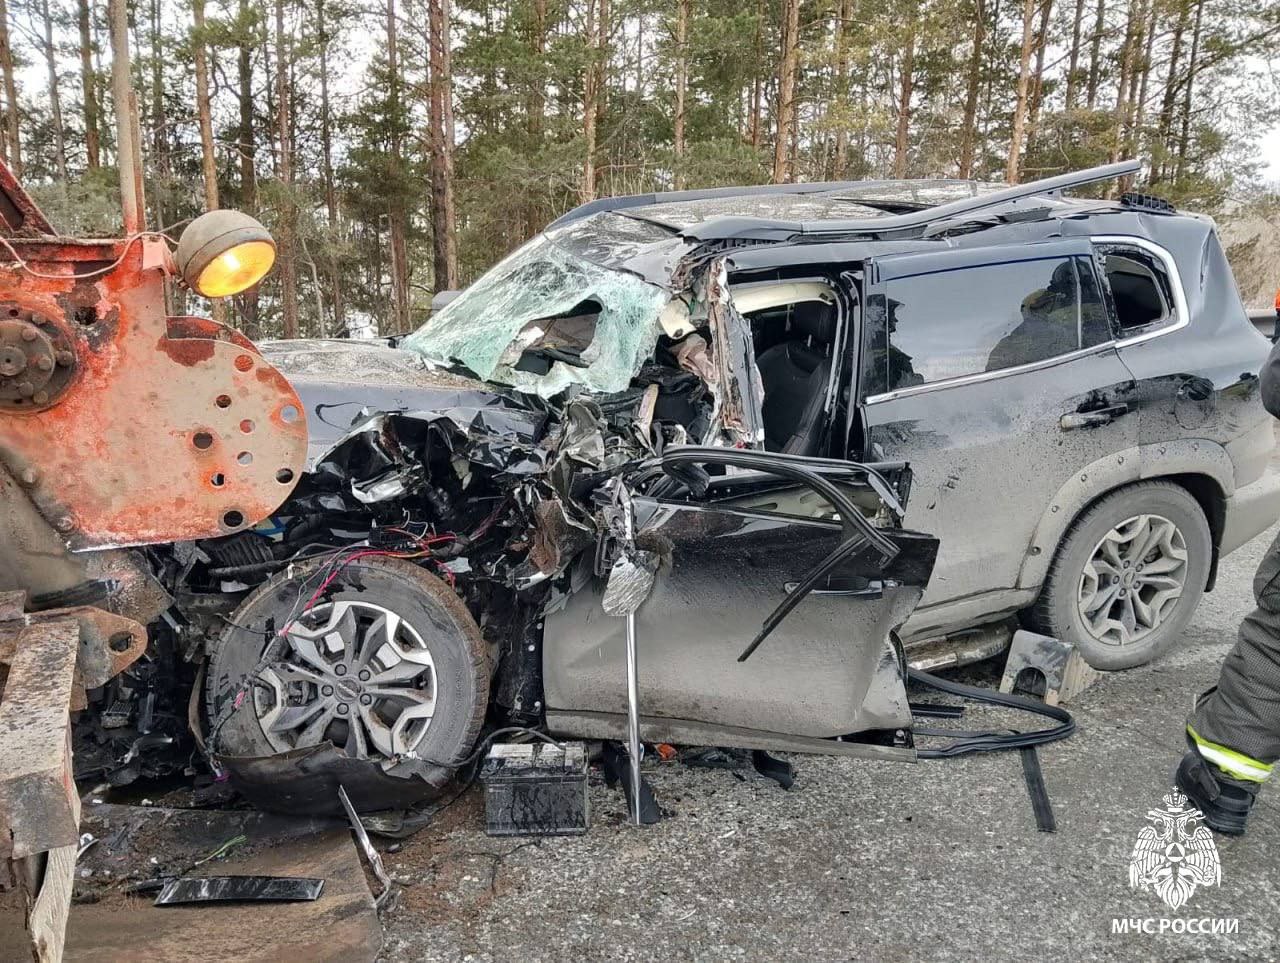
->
xmin=274 ymin=0 xmax=299 ymax=339
xmin=673 ymin=0 xmax=689 ymax=189
xmin=980 ymin=0 xmax=1002 ymax=150
xmin=520 ymin=0 xmax=548 ymax=240
xmin=772 ymin=0 xmax=799 ymax=183
xmin=958 ymin=0 xmax=986 ymax=178
xmin=634 ymin=6 xmax=643 ymax=97
xmin=192 ymin=1 xmax=217 ymax=211
xmin=192 ymin=0 xmax=225 ymax=323
xmin=39 ymin=0 xmax=68 ymax=180
xmin=1 ymin=0 xmax=22 ymax=176
xmin=1174 ymin=0 xmax=1203 ymax=181
xmin=149 ymin=0 xmax=168 ymax=227
xmin=78 ymin=0 xmax=99 ymax=168
xmin=749 ymin=0 xmax=763 ymax=150
xmin=1110 ymin=0 xmax=1138 ymax=166
xmin=1156 ymin=0 xmax=1189 ymax=180
xmin=1063 ymin=0 xmax=1085 ymax=109
xmin=92 ymin=11 xmax=107 ymax=163
xmin=1131 ymin=4 xmax=1155 ymax=161
xmin=1007 ymin=0 xmax=1036 ymax=183
xmin=236 ymin=0 xmax=259 ymax=337
xmin=893 ymin=14 xmax=916 ymax=178
xmin=428 ymin=0 xmax=459 ymax=290
xmin=386 ymin=0 xmax=409 ymax=334
xmin=833 ymin=0 xmax=850 ymax=177
xmin=1026 ymin=0 xmax=1054 ymax=149
xmin=529 ymin=0 xmax=546 ymax=138
xmin=580 ymin=0 xmax=598 ymax=200
xmin=1086 ymin=0 xmax=1105 ymax=108
xmin=595 ymin=0 xmax=609 ymax=194
xmin=317 ymin=0 xmax=340 ymax=336
xmin=109 ymin=0 xmax=143 ymax=231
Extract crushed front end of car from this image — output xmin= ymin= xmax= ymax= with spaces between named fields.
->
xmin=7 ymin=207 xmax=939 ymax=814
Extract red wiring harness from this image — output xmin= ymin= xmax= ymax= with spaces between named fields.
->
xmin=228 ymin=530 xmax=460 ymax=714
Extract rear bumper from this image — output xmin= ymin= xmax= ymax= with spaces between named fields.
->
xmin=1221 ymin=465 xmax=1280 ymax=556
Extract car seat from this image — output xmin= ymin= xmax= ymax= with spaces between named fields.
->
xmin=755 ymin=305 xmax=835 ymax=455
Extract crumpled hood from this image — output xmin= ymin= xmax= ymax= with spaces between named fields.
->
xmin=257 ymin=338 xmax=549 ymax=465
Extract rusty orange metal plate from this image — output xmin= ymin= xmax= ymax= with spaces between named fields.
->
xmin=0 ymin=238 xmax=307 ymax=549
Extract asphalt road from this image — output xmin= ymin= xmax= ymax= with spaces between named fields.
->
xmin=379 ymin=525 xmax=1280 ymax=963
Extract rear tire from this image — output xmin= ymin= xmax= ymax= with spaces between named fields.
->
xmin=1027 ymin=481 xmax=1211 ymax=670
xmin=204 ymin=555 xmax=489 ymax=814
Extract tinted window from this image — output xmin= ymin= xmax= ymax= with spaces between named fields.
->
xmin=864 ymin=256 xmax=1108 ymax=394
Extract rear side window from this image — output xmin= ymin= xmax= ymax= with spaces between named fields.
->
xmin=864 ymin=256 xmax=1109 ymax=395
xmin=1098 ymin=244 xmax=1176 ymax=334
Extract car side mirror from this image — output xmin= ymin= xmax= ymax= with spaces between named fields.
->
xmin=601 ymin=550 xmax=658 ymax=617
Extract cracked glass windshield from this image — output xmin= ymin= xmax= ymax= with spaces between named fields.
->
xmin=401 ymin=213 xmax=677 ymax=397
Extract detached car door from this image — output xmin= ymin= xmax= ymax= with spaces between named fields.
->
xmin=541 ymin=448 xmax=938 ymax=743
xmin=857 ymin=240 xmax=1137 ymax=630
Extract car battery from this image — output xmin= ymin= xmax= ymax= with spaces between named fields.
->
xmin=479 ymin=741 xmax=590 ymax=837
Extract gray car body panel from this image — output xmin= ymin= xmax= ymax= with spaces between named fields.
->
xmin=718 ymin=204 xmax=1275 ymax=642
xmin=543 ymin=497 xmax=935 ymax=739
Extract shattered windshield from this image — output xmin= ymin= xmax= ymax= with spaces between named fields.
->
xmin=402 ymin=214 xmax=673 ymax=398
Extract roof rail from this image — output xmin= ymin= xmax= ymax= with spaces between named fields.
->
xmin=683 ymin=159 xmax=1142 ymax=242
xmin=544 ymin=178 xmax=986 ymax=231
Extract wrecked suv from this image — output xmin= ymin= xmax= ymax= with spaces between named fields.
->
xmin=5 ymin=162 xmax=1275 ymax=812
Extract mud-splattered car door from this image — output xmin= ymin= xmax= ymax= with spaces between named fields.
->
xmin=541 ymin=447 xmax=938 ymax=746
xmin=856 ymin=240 xmax=1137 ymax=627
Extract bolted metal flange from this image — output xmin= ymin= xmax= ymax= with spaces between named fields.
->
xmin=0 ymin=305 xmax=76 ymax=411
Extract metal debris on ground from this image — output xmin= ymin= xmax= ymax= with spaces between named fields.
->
xmin=999 ymin=629 xmax=1104 ymax=706
xmin=68 ymin=803 xmax=382 ymax=963
xmin=338 ymin=786 xmax=395 ymax=910
xmin=154 ymin=875 xmax=325 ymax=906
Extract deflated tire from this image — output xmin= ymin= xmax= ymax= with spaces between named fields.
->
xmin=204 ymin=555 xmax=489 ymax=814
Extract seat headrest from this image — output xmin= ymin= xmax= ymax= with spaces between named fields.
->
xmin=791 ymin=301 xmax=837 ymax=344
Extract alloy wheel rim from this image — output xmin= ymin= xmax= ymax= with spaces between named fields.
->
xmin=254 ymin=599 xmax=437 ymax=764
xmin=1077 ymin=513 xmax=1188 ymax=647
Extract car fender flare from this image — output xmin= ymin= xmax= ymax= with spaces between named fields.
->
xmin=1015 ymin=438 xmax=1234 ymax=591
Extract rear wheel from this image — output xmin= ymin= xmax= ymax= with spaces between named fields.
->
xmin=205 ymin=555 xmax=489 ymax=813
xmin=1028 ymin=481 xmax=1212 ymax=670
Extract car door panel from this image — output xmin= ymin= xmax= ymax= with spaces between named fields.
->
xmin=542 ymin=455 xmax=938 ymax=740
xmin=858 ymin=243 xmax=1139 ymax=617
xmin=1093 ymin=234 xmax=1273 ymax=486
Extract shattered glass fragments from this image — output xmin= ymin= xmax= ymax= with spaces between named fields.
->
xmin=401 ymin=229 xmax=667 ymax=398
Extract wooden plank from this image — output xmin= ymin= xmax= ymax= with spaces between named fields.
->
xmin=0 ymin=618 xmax=79 ymax=860
xmin=27 ymin=844 xmax=76 ymax=963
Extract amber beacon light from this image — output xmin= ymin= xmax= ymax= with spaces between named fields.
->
xmin=176 ymin=210 xmax=277 ymax=298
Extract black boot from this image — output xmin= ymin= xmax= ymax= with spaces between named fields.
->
xmin=1175 ymin=751 xmax=1258 ymax=836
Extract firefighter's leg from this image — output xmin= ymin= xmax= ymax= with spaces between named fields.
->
xmin=1177 ymin=530 xmax=1280 ymax=833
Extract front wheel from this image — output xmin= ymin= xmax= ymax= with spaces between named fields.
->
xmin=204 ymin=555 xmax=490 ymax=813
xmin=1027 ymin=481 xmax=1212 ymax=670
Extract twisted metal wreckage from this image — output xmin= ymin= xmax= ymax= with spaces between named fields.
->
xmin=0 ymin=157 xmax=1096 ymax=852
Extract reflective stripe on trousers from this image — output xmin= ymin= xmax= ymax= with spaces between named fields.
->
xmin=1189 ymin=528 xmax=1280 ymax=788
xmin=1187 ymin=724 xmax=1273 ymax=783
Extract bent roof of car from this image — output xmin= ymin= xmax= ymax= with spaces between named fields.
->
xmin=547 ymin=179 xmax=997 ymax=231
xmin=616 ymin=180 xmax=1007 ymax=231
xmin=551 ymin=160 xmax=1145 ymax=244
